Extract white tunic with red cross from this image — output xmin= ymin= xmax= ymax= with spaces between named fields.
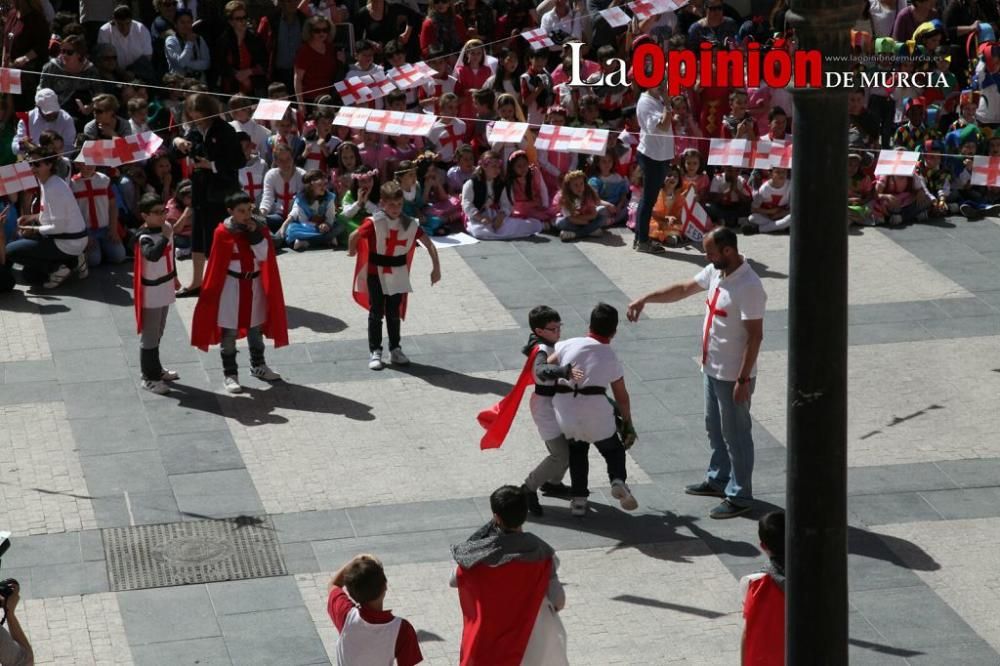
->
xmin=371 ymin=212 xmax=421 ymax=295
xmin=260 ymin=166 xmax=305 ymax=217
xmin=71 ymin=172 xmax=114 ymax=230
xmin=302 ymin=138 xmax=328 ymax=173
xmin=692 ymin=259 xmax=767 ymax=382
xmin=138 ymin=229 xmax=176 ymax=309
xmin=239 ymin=157 xmax=267 ymax=207
xmin=418 ymin=74 xmax=458 ymax=107
xmin=218 ymin=222 xmax=270 ymax=330
xmin=427 ymin=119 xmax=467 ymax=163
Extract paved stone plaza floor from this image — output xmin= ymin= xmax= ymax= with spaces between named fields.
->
xmin=2 ymin=218 xmax=1000 ymax=665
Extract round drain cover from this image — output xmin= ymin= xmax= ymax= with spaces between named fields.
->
xmin=152 ymin=536 xmax=234 ymax=566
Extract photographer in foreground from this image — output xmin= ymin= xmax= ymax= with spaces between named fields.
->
xmin=0 ymin=581 xmax=33 ymax=666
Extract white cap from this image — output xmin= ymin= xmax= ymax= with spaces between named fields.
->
xmin=35 ymin=88 xmax=59 ymax=115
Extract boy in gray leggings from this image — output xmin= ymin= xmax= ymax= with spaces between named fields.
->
xmin=134 ymin=194 xmax=180 ymax=394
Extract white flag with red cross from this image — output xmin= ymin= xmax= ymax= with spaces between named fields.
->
xmin=333 ymin=106 xmax=373 ymax=129
xmin=361 ymin=73 xmax=397 ymax=98
xmin=534 ymin=124 xmax=581 ymax=152
xmin=0 ymin=161 xmax=36 ymax=197
xmin=568 ymin=127 xmax=611 ymax=156
xmin=770 ymin=141 xmax=793 ymax=170
xmin=522 ymin=28 xmax=555 ymax=51
xmin=599 ymin=6 xmax=631 ymax=27
xmin=739 ymin=140 xmax=776 ymax=170
xmin=708 ymin=138 xmax=749 ymax=167
xmin=365 ymin=110 xmax=433 ymax=137
xmin=252 ymin=99 xmax=292 ymax=122
xmin=395 ymin=112 xmax=436 ymax=137
xmin=628 ymin=0 xmax=665 ymax=21
xmin=0 ymin=68 xmax=22 ymax=94
xmin=874 ymin=150 xmax=919 ymax=176
xmin=79 ymin=133 xmax=162 ymax=167
xmin=681 ymin=186 xmax=712 ymax=243
xmin=131 ymin=131 xmax=164 ymax=160
xmin=487 ymin=120 xmax=530 ymax=145
xmin=387 ymin=63 xmax=432 ymax=90
xmin=971 ymin=156 xmax=1000 ymax=186
xmin=334 ymin=77 xmax=377 ymax=105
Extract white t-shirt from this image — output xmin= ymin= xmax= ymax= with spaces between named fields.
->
xmin=637 ymin=92 xmax=674 ymax=162
xmin=552 ymin=336 xmax=624 ymax=442
xmin=693 ymin=258 xmax=767 ymax=382
xmin=752 ymin=180 xmax=791 ymax=211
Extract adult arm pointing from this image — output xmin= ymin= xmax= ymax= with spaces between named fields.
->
xmin=626 ymin=279 xmax=705 ymax=321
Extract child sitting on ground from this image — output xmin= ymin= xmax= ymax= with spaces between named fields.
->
xmin=649 ymin=165 xmax=685 ymax=247
xmin=554 ymin=171 xmax=609 ymax=242
xmin=745 ymin=166 xmax=792 ymax=235
xmin=279 ymin=169 xmax=341 ymax=251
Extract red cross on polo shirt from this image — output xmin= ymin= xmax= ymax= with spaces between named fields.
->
xmin=381 ymin=228 xmax=408 ymax=274
xmin=438 ymin=124 xmax=464 ymax=154
xmin=73 ymin=176 xmax=108 ymax=230
xmin=275 ymin=180 xmax=295 ymax=216
xmin=973 ymin=156 xmax=1000 ymax=187
xmin=702 ymin=286 xmax=728 ymax=366
xmin=243 ymin=171 xmax=263 ymax=202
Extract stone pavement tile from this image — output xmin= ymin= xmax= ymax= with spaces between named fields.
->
xmin=0 ymin=290 xmax=51 ymax=362
xmin=29 ymin=560 xmax=109 ymax=598
xmin=280 ymin=541 xmax=321 ymax=574
xmin=0 ymin=402 xmax=97 ymax=536
xmin=848 ymin=462 xmax=959 ymax=496
xmin=81 ymin=451 xmax=171 ymax=496
xmin=53 ymin=347 xmax=130 ymax=384
xmin=575 ymin=229 xmax=969 ymax=320
xmin=169 ymin=468 xmax=264 ymax=519
xmin=631 ymin=432 xmax=711 ymax=474
xmin=131 ymin=637 xmax=231 ymax=666
xmin=847 ymin=300 xmax=948 ymax=325
xmin=892 ymin=238 xmax=990 ymax=266
xmin=848 ymin=320 xmax=935 ymax=346
xmin=0 ymin=379 xmax=60 ymax=406
xmin=70 ymin=412 xmax=158 ymax=457
xmin=0 ymin=359 xmax=56 ymax=384
xmin=299 ymin=541 xmax=742 ymax=666
xmin=848 ymin=612 xmax=913 ymax=665
xmin=173 ymin=248 xmax=517 ymax=345
xmin=752 ymin=336 xmax=1000 ymax=467
xmin=852 ymin=585 xmax=990 ymax=652
xmin=645 ymin=377 xmax=709 ymax=416
xmin=877 ymin=518 xmax=1000 ymax=654
xmin=849 ymin=492 xmax=943 ymax=526
xmin=80 ymin=528 xmax=105 ymax=561
xmin=2 ymin=531 xmax=85 ymax=568
xmin=21 ymin=593 xmax=133 ymax=665
xmin=43 ymin=316 xmax=122 ymax=352
xmin=927 ymin=295 xmax=998 ymax=318
xmin=933 ymin=458 xmax=1000 ymax=488
xmin=930 ymin=261 xmax=997 ymax=292
xmin=91 ymin=490 xmax=182 ymax=528
xmin=919 ymin=313 xmax=1000 ymax=339
xmin=158 ymin=430 xmax=245 ymax=475
xmin=311 ymin=528 xmax=476 ymax=570
xmin=347 ymin=498 xmax=484 ymax=538
xmin=918 ymin=487 xmax=1000 ymax=521
xmin=845 ymin=529 xmax=928 ymax=593
xmin=622 ymin=351 xmax=702 ymax=382
xmin=218 ymin=607 xmax=331 ymax=666
xmin=207 ymin=576 xmax=305 ymax=616
xmin=271 ymin=509 xmax=355 ymax=544
xmin=221 ymin=372 xmax=649 ymax=515
xmin=407 ymin=329 xmax=526 ymax=354
xmin=60 ymin=378 xmax=142 ymax=419
xmin=34 ymin=294 xmax=115 ymax=320
xmin=118 ymin=585 xmax=221 ymax=645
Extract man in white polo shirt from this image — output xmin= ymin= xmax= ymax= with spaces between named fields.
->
xmin=626 ymin=227 xmax=766 ymax=519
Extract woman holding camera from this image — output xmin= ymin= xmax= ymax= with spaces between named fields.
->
xmin=174 ymin=93 xmax=243 ymax=297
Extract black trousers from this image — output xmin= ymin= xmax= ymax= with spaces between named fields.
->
xmin=367 ymin=273 xmax=403 ymax=353
xmin=568 ymin=434 xmax=627 ymax=498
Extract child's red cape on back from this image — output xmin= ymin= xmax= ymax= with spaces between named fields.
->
xmin=476 ymin=345 xmax=539 ymax=449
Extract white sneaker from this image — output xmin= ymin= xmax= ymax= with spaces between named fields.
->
xmin=611 ymin=480 xmax=638 ymax=511
xmin=141 ymin=379 xmax=169 ymax=395
xmin=251 ymin=364 xmax=281 ymax=381
xmin=292 ymin=239 xmax=309 ymax=251
xmin=368 ymin=350 xmax=385 ymax=371
xmin=224 ymin=375 xmax=242 ymax=394
xmin=570 ymin=497 xmax=588 ymax=517
xmin=75 ymin=255 xmax=89 ymax=279
xmin=559 ymin=230 xmax=577 ymax=242
xmin=588 ymin=228 xmax=605 ymax=238
xmin=389 ymin=347 xmax=410 ymax=365
xmin=161 ymin=368 xmax=179 ymax=381
xmin=43 ymin=265 xmax=72 ymax=288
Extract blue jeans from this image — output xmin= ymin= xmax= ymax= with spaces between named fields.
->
xmin=635 ymin=151 xmax=671 ymax=244
xmin=86 ymin=227 xmax=127 ymax=267
xmin=704 ymin=374 xmax=755 ymax=506
xmin=554 ymin=210 xmax=606 ymax=237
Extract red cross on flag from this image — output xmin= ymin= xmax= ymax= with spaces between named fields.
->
xmin=971 ymin=156 xmax=1000 ymax=186
xmin=651 ymin=0 xmax=681 ymax=11
xmin=708 ymin=138 xmax=749 ymax=167
xmin=770 ymin=141 xmax=793 ymax=170
xmin=568 ymin=127 xmax=611 ymax=156
xmin=0 ymin=68 xmax=22 ymax=94
xmin=414 ymin=62 xmax=436 ymax=79
xmin=739 ymin=140 xmax=775 ymax=170
xmin=487 ymin=120 xmax=530 ymax=145
xmin=534 ymin=124 xmax=579 ymax=152
xmin=397 ymin=112 xmax=436 ymax=137
xmin=79 ymin=139 xmax=119 ymax=166
xmin=388 ymin=63 xmax=431 ymax=90
xmin=334 ymin=77 xmax=376 ymax=106
xmin=333 ymin=106 xmax=373 ymax=129
xmin=0 ymin=162 xmax=37 ymax=197
xmin=874 ymin=149 xmax=919 ymax=176
xmin=252 ymin=99 xmax=292 ymax=122
xmin=681 ymin=186 xmax=712 ymax=243
xmin=628 ymin=0 xmax=658 ymax=21
xmin=599 ymin=6 xmax=631 ymax=27
xmin=522 ymin=28 xmax=555 ymax=51
xmin=361 ymin=73 xmax=397 ymax=98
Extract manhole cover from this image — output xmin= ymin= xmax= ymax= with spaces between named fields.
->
xmin=103 ymin=518 xmax=286 ymax=592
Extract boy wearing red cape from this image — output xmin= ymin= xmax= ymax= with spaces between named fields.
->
xmin=134 ymin=194 xmax=181 ymax=395
xmin=450 ymin=485 xmax=569 ymax=666
xmin=348 ymin=181 xmax=441 ymax=371
xmin=476 ymin=305 xmax=583 ymax=516
xmin=191 ymin=191 xmax=288 ymax=394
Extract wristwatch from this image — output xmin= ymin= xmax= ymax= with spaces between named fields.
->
xmin=737 ymin=376 xmax=751 ymax=385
